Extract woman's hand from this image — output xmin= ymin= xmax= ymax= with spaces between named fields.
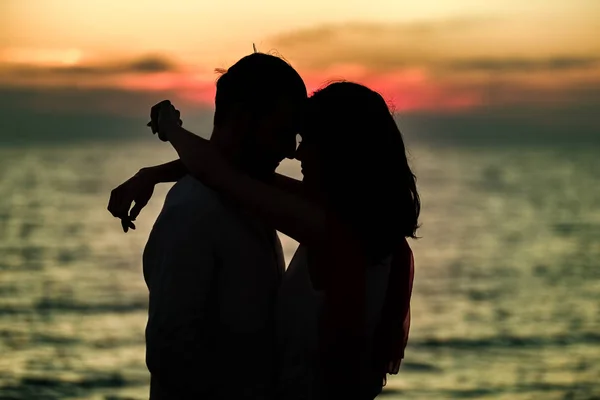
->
xmin=107 ymin=168 xmax=157 ymax=232
xmin=147 ymin=100 xmax=183 ymax=141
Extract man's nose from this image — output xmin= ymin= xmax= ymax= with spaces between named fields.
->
xmin=283 ymin=136 xmax=299 ymax=159
xmin=294 ymin=141 xmax=304 ymax=161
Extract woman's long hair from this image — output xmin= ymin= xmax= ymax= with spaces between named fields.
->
xmin=305 ymin=81 xmax=420 ymax=262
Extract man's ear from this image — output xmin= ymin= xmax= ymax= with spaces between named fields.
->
xmin=231 ymin=104 xmax=253 ymax=131
xmin=220 ymin=104 xmax=256 ymax=154
xmin=233 ymin=104 xmax=265 ymax=142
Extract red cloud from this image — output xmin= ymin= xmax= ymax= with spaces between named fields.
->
xmin=3 ymin=52 xmax=596 ymax=117
xmin=109 ymin=65 xmax=483 ymax=113
xmin=114 ymin=72 xmax=217 ymax=105
xmin=291 ymin=66 xmax=483 ymax=112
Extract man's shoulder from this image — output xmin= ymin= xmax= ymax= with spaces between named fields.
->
xmin=161 ymin=175 xmax=265 ymax=235
xmin=148 ymin=176 xmax=226 ymax=235
xmin=164 ymin=175 xmax=224 ymax=214
xmin=147 ymin=176 xmax=227 ymax=247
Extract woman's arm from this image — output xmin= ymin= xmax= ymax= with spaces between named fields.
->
xmin=107 ymin=160 xmax=188 ymax=230
xmin=270 ymin=173 xmax=307 ymax=198
xmin=163 ymin=123 xmax=329 ymax=249
xmin=142 ymin=159 xmax=188 ymax=184
xmin=142 ymin=158 xmax=307 ymax=197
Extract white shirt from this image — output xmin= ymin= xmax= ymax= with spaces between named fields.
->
xmin=276 ymin=245 xmax=391 ymax=400
xmin=143 ymin=175 xmax=284 ymax=399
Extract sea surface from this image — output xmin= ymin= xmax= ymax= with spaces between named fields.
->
xmin=0 ymin=140 xmax=599 ymax=400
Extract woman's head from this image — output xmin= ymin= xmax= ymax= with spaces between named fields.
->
xmin=298 ymin=81 xmax=420 ymax=259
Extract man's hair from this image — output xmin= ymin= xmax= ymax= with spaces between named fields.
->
xmin=213 ymin=53 xmax=307 ymax=126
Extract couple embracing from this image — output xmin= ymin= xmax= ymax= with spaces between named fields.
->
xmin=108 ymin=52 xmax=419 ymax=400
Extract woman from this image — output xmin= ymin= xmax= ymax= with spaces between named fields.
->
xmin=133 ymin=82 xmax=418 ymax=399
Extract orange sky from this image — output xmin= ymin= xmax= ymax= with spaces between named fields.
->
xmin=1 ymin=0 xmax=599 ymax=115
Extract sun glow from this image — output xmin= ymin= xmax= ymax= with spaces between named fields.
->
xmin=1 ymin=48 xmax=83 ymax=66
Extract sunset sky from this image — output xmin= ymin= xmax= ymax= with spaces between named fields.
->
xmin=1 ymin=0 xmax=599 ymax=142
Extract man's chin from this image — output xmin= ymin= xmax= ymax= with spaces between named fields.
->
xmin=251 ymin=163 xmax=279 ymax=180
xmin=262 ymin=159 xmax=281 ymax=172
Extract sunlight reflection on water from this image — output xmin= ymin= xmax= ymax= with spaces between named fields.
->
xmin=0 ymin=141 xmax=598 ymax=399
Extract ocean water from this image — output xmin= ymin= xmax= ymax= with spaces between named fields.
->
xmin=0 ymin=140 xmax=599 ymax=400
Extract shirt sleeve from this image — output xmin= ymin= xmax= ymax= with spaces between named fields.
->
xmin=145 ymin=210 xmax=219 ymax=398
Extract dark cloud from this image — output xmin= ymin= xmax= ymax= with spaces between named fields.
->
xmin=5 ymin=55 xmax=177 ymax=78
xmin=448 ymin=56 xmax=600 ymax=72
xmin=1 ymin=84 xmax=598 ymax=147
xmin=273 ymin=17 xmax=495 ymax=48
xmin=268 ymin=19 xmax=600 ymax=75
xmin=398 ymin=81 xmax=600 ymax=146
xmin=0 ymin=86 xmax=213 ymax=145
xmin=128 ymin=56 xmax=176 ymax=73
xmin=0 ymin=86 xmax=172 ymax=115
xmin=400 ymin=104 xmax=600 ymax=147
xmin=268 ymin=20 xmax=471 ymax=71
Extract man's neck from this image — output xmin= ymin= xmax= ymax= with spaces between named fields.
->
xmin=210 ymin=126 xmax=273 ymax=182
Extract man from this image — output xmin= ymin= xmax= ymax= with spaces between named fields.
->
xmin=108 ymin=53 xmax=307 ymax=399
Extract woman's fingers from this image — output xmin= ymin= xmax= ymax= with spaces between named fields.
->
xmin=149 ymin=100 xmax=171 ymax=134
xmin=108 ymin=185 xmax=137 ymax=233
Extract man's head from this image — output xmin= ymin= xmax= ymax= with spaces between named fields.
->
xmin=212 ymin=53 xmax=307 ymax=177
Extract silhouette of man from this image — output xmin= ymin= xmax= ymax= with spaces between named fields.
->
xmin=109 ymin=53 xmax=306 ymax=399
